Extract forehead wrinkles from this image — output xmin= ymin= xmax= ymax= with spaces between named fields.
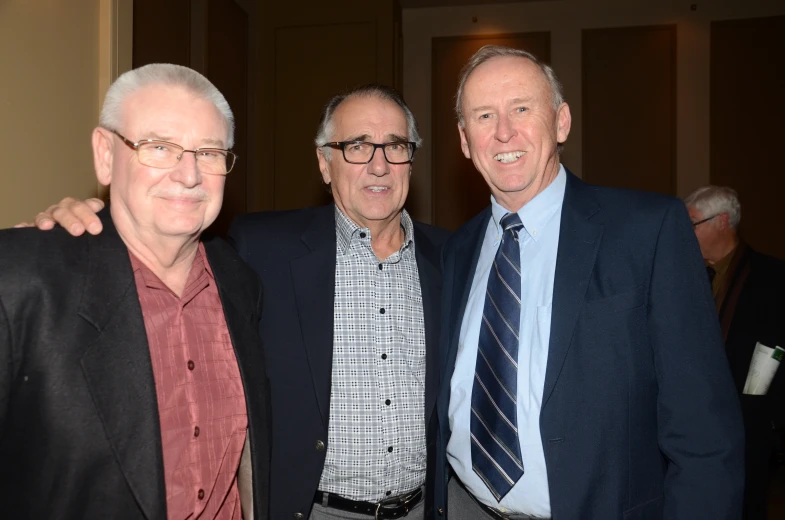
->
xmin=463 ymin=57 xmax=552 ymax=110
xmin=332 ymin=97 xmax=408 ymax=140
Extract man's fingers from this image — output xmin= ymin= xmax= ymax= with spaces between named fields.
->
xmin=13 ymin=222 xmax=35 ymax=228
xmin=68 ymin=198 xmax=104 ymax=235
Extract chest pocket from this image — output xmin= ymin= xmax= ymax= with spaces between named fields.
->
xmin=583 ymin=285 xmax=645 ymax=319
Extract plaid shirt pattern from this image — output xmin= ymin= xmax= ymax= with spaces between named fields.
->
xmin=317 ymin=207 xmax=427 ymax=501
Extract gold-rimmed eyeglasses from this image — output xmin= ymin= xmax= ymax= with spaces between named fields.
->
xmin=110 ymin=130 xmax=237 ymax=175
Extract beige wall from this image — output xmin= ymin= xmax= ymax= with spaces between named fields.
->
xmin=0 ymin=0 xmax=102 ymax=228
xmin=402 ymin=0 xmax=785 ymax=223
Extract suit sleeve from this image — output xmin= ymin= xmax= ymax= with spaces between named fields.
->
xmin=0 ymin=296 xmax=12 ymax=437
xmin=647 ymin=200 xmax=745 ymax=519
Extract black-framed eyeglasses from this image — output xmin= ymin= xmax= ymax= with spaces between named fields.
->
xmin=322 ymin=141 xmax=417 ymax=165
xmin=110 ymin=130 xmax=237 ymax=175
xmin=692 ymin=215 xmax=718 ymax=227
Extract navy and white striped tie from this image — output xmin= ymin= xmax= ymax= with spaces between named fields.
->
xmin=470 ymin=212 xmax=524 ymax=501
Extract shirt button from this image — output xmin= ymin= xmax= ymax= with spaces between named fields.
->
xmin=197 ymin=489 xmax=204 ymax=500
xmin=378 ymin=263 xmax=383 ymax=270
xmin=380 ymin=308 xmax=385 ymax=314
xmin=194 ymin=426 xmax=200 ymax=438
xmin=386 ymin=490 xmax=392 ymax=496
xmin=381 ymin=353 xmax=387 ymax=360
xmin=387 ymin=446 xmax=393 ymax=453
xmin=359 ymin=232 xmax=367 ymax=239
xmin=187 ymin=360 xmax=195 ymax=370
xmin=315 ymin=440 xmax=325 ymax=451
xmin=385 ymin=399 xmax=391 ymax=405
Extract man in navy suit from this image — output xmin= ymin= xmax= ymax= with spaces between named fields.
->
xmin=433 ymin=45 xmax=745 ymax=519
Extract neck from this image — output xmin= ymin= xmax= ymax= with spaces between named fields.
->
xmin=497 ymin=160 xmax=560 ymax=213
xmin=112 ymin=207 xmax=200 ymax=297
xmin=368 ymin=213 xmax=405 ymax=260
xmin=707 ymin=233 xmax=739 ymax=265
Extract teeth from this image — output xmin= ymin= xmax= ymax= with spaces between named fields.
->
xmin=368 ymin=186 xmax=388 ymax=193
xmin=494 ymin=151 xmax=525 ymax=163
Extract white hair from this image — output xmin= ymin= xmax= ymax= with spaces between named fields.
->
xmin=100 ymin=63 xmax=235 ymax=148
xmin=314 ymin=84 xmax=422 ymax=161
xmin=684 ymin=185 xmax=742 ymax=228
xmin=454 ymin=45 xmax=565 ymax=128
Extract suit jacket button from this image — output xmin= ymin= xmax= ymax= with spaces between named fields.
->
xmin=438 ymin=508 xmax=444 ymax=515
xmin=294 ymin=513 xmax=304 ymax=519
xmin=315 ymin=440 xmax=325 ymax=451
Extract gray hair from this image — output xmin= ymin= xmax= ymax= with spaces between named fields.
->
xmin=454 ymin=45 xmax=565 ymax=128
xmin=684 ymin=185 xmax=742 ymax=228
xmin=314 ymin=84 xmax=422 ymax=161
xmin=100 ymin=63 xmax=235 ymax=148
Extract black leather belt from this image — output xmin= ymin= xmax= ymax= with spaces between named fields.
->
xmin=313 ymin=488 xmax=423 ymax=519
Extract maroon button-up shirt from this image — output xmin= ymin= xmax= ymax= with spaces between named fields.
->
xmin=130 ymin=244 xmax=248 ymax=519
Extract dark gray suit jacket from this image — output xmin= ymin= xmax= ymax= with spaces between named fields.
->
xmin=0 ymin=211 xmax=271 ymax=519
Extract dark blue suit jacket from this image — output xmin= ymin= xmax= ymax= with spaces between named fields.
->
xmin=229 ymin=204 xmax=450 ymax=520
xmin=434 ymin=173 xmax=745 ymax=519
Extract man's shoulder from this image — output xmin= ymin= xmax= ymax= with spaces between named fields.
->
xmin=412 ymin=220 xmax=451 ymax=247
xmin=582 ymin=182 xmax=680 ymax=216
xmin=229 ymin=205 xmax=333 ymax=241
xmin=0 ymin=226 xmax=90 ymax=270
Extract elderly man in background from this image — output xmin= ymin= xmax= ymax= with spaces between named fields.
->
xmin=0 ymin=64 xmax=270 ymax=519
xmin=435 ymin=45 xmax=744 ymax=520
xmin=23 ymin=84 xmax=449 ymax=520
xmin=685 ymin=185 xmax=785 ymax=520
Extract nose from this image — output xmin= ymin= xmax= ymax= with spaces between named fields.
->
xmin=494 ymin=113 xmax=516 ymax=143
xmin=367 ymin=145 xmax=390 ymax=177
xmin=170 ymin=151 xmax=202 ymax=188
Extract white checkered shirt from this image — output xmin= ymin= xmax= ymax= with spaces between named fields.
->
xmin=317 ymin=207 xmax=427 ymax=501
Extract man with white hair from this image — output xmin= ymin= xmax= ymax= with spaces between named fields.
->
xmin=0 ymin=64 xmax=270 ymax=519
xmin=685 ymin=185 xmax=785 ymax=520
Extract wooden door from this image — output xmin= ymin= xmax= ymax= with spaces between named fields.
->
xmin=582 ymin=25 xmax=676 ymax=195
xmin=132 ymin=0 xmax=251 ymax=236
xmin=711 ymin=16 xmax=785 ymax=259
xmin=431 ymin=33 xmax=551 ymax=231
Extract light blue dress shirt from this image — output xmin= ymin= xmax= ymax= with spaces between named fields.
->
xmin=447 ymin=166 xmax=566 ymax=516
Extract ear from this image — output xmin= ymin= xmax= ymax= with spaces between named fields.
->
xmin=317 ymin=147 xmax=332 ymax=185
xmin=458 ymin=123 xmax=471 ymax=159
xmin=717 ymin=212 xmax=730 ymax=230
xmin=92 ymin=127 xmax=114 ymax=186
xmin=556 ymin=102 xmax=572 ymax=144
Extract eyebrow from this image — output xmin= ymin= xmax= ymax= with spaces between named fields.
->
xmin=138 ymin=132 xmax=226 ymax=148
xmin=469 ymin=97 xmax=535 ymax=114
xmin=343 ymin=133 xmax=409 ymax=143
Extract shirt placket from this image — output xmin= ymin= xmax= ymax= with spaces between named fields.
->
xmin=373 ymin=254 xmax=399 ymax=497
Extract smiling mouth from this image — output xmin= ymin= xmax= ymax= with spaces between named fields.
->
xmin=366 ymin=186 xmax=389 ymax=193
xmin=494 ymin=151 xmax=525 ymax=164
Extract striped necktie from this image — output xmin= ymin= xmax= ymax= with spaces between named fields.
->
xmin=470 ymin=212 xmax=525 ymax=501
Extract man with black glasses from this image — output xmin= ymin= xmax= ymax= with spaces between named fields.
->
xmin=685 ymin=185 xmax=785 ymax=520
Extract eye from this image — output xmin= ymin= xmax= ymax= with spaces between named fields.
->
xmin=348 ymin=142 xmax=367 ymax=152
xmin=515 ymin=106 xmax=527 ymax=113
xmin=197 ymin=150 xmax=220 ymax=158
xmin=153 ymin=144 xmax=170 ymax=152
xmin=479 ymin=113 xmax=492 ymax=120
xmin=387 ymin=143 xmax=402 ymax=150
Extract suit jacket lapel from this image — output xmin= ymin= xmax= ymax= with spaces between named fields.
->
xmin=290 ymin=205 xmax=337 ymax=427
xmin=543 ymin=173 xmax=603 ymax=407
xmin=78 ymin=212 xmax=166 ymax=520
xmin=440 ymin=209 xmax=492 ymax=390
xmin=414 ymin=225 xmax=443 ymax=424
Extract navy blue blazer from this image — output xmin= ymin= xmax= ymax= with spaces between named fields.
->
xmin=434 ymin=172 xmax=745 ymax=519
xmin=229 ymin=204 xmax=450 ymax=520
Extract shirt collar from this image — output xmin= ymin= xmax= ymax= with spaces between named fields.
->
xmin=128 ymin=241 xmax=214 ymax=289
xmin=334 ymin=205 xmax=415 ymax=256
xmin=490 ymin=164 xmax=567 ymax=242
